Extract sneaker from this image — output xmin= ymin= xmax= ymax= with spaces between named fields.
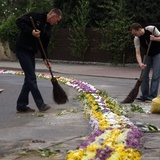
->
xmin=145 ymin=97 xmax=153 ymax=103
xmin=39 ymin=104 xmax=51 ymax=112
xmin=17 ymin=106 xmax=35 ymax=113
xmin=136 ymin=97 xmax=146 ymax=102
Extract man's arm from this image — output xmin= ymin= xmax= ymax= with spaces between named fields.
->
xmin=134 ymin=37 xmax=146 ymax=69
xmin=146 ymin=26 xmax=160 ymax=42
xmin=135 ymin=47 xmax=146 ymax=69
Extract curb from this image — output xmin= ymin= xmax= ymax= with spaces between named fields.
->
xmin=0 ymin=67 xmax=138 ymax=80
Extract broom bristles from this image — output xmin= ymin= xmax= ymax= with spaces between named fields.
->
xmin=51 ymin=78 xmax=68 ymax=104
xmin=121 ymin=80 xmax=142 ymax=103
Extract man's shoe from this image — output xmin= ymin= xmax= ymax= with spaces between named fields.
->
xmin=145 ymin=97 xmax=153 ymax=103
xmin=136 ymin=97 xmax=146 ymax=102
xmin=0 ymin=89 xmax=4 ymax=94
xmin=17 ymin=107 xmax=35 ymax=113
xmin=39 ymin=104 xmax=51 ymax=112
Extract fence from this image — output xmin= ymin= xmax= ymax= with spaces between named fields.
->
xmin=36 ymin=28 xmax=136 ymax=64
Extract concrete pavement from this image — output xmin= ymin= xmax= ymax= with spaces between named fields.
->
xmin=0 ymin=60 xmax=160 ymax=160
xmin=0 ymin=59 xmax=141 ymax=79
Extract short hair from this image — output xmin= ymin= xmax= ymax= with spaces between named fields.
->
xmin=48 ymin=8 xmax=62 ymax=16
xmin=130 ymin=23 xmax=142 ymax=31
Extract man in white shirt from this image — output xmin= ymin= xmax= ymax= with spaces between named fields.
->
xmin=130 ymin=23 xmax=160 ymax=102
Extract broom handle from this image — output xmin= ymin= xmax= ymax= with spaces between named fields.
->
xmin=30 ymin=17 xmax=54 ymax=79
xmin=139 ymin=26 xmax=155 ymax=80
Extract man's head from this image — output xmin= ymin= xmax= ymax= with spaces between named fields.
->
xmin=130 ymin=23 xmax=144 ymax=37
xmin=47 ymin=8 xmax=62 ymax=25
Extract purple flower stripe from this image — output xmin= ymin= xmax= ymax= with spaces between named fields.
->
xmin=126 ymin=126 xmax=143 ymax=149
xmin=78 ymin=129 xmax=104 ymax=149
xmin=72 ymin=80 xmax=97 ymax=93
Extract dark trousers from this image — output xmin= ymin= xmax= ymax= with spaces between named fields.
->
xmin=16 ymin=50 xmax=45 ymax=109
xmin=141 ymin=53 xmax=160 ymax=99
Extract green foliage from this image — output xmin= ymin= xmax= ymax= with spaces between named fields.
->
xmin=52 ymin=0 xmax=76 ymax=27
xmin=52 ymin=0 xmax=160 ymax=27
xmin=0 ymin=16 xmax=19 ymax=51
xmin=0 ymin=0 xmax=160 ymax=63
xmin=69 ymin=0 xmax=90 ymax=60
xmin=126 ymin=0 xmax=160 ymax=22
xmin=47 ymin=26 xmax=59 ymax=53
xmin=38 ymin=148 xmax=60 ymax=157
xmin=0 ymin=0 xmax=18 ymax=23
xmin=89 ymin=0 xmax=118 ymax=27
xmin=0 ymin=0 xmax=55 ymax=53
xmin=95 ymin=0 xmax=133 ymax=64
xmin=130 ymin=104 xmax=145 ymax=113
xmin=25 ymin=0 xmax=53 ymax=13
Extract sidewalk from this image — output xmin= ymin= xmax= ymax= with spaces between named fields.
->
xmin=0 ymin=60 xmax=141 ymax=79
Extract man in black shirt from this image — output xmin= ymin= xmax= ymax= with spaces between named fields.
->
xmin=15 ymin=9 xmax=62 ymax=112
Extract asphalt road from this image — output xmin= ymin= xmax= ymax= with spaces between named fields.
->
xmin=0 ymin=72 xmax=133 ymax=157
xmin=0 ymin=72 xmax=133 ymax=127
xmin=0 ymin=72 xmax=160 ymax=159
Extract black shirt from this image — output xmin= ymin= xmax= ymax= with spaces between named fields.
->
xmin=15 ymin=11 xmax=52 ymax=59
xmin=139 ymin=29 xmax=160 ymax=56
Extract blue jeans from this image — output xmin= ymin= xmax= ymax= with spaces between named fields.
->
xmin=16 ymin=50 xmax=45 ymax=109
xmin=141 ymin=53 xmax=160 ymax=99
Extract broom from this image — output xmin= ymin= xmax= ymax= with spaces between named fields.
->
xmin=121 ymin=27 xmax=155 ymax=103
xmin=30 ymin=17 xmax=68 ymax=104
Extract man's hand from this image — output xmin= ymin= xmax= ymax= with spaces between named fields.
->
xmin=32 ymin=29 xmax=41 ymax=37
xmin=44 ymin=59 xmax=52 ymax=69
xmin=150 ymin=35 xmax=155 ymax=41
xmin=140 ymin=63 xmax=147 ymax=69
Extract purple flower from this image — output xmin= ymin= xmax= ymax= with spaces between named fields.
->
xmin=126 ymin=126 xmax=143 ymax=149
xmin=95 ymin=146 xmax=114 ymax=160
xmin=78 ymin=129 xmax=104 ymax=149
xmin=102 ymin=108 xmax=110 ymax=113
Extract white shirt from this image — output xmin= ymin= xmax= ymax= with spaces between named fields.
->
xmin=134 ymin=25 xmax=160 ymax=49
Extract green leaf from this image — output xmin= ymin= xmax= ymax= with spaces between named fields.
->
xmin=148 ymin=124 xmax=158 ymax=131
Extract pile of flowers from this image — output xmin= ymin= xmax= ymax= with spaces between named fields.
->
xmin=59 ymin=77 xmax=143 ymax=160
xmin=0 ymin=70 xmax=143 ymax=160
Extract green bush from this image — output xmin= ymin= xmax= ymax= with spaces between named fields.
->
xmin=0 ymin=0 xmax=55 ymax=53
xmin=69 ymin=0 xmax=90 ymax=61
xmin=95 ymin=0 xmax=133 ymax=65
xmin=0 ymin=0 xmax=158 ymax=63
xmin=0 ymin=16 xmax=19 ymax=52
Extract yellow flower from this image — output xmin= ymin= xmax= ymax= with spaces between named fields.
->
xmin=99 ymin=120 xmax=110 ymax=130
xmin=65 ymin=149 xmax=84 ymax=160
xmin=92 ymin=104 xmax=99 ymax=110
xmin=78 ymin=144 xmax=99 ymax=160
xmin=107 ymin=146 xmax=141 ymax=160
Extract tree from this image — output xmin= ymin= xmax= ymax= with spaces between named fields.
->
xmin=0 ymin=0 xmax=55 ymax=52
xmin=95 ymin=0 xmax=133 ymax=64
xmin=126 ymin=0 xmax=160 ymax=23
xmin=69 ymin=0 xmax=90 ymax=61
xmin=0 ymin=0 xmax=160 ymax=63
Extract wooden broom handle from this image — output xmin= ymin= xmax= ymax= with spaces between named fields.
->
xmin=139 ymin=26 xmax=155 ymax=80
xmin=30 ymin=16 xmax=54 ymax=79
